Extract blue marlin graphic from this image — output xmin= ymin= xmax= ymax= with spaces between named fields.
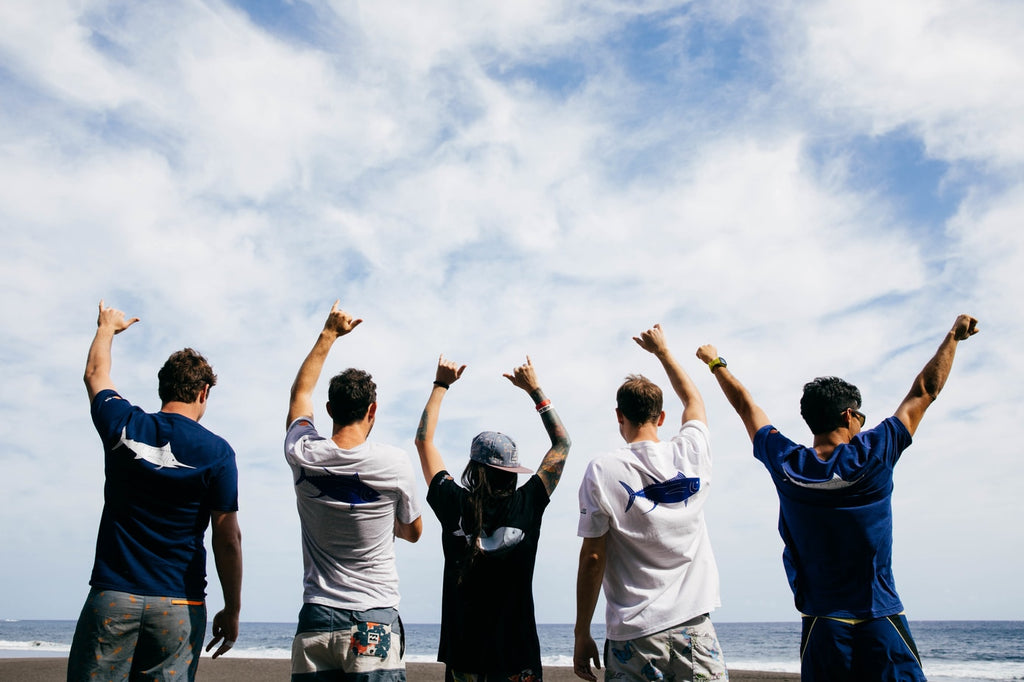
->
xmin=295 ymin=468 xmax=381 ymax=507
xmin=620 ymin=472 xmax=700 ymax=512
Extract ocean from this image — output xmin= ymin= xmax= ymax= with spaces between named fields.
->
xmin=1 ymin=620 xmax=1021 ymax=681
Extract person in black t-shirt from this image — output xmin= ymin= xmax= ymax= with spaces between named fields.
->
xmin=414 ymin=355 xmax=571 ymax=682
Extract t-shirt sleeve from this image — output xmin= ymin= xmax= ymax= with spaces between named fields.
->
xmin=393 ymin=451 xmax=422 ymax=524
xmin=577 ymin=460 xmax=610 ymax=538
xmin=284 ymin=417 xmax=322 ymax=465
xmin=752 ymin=424 xmax=781 ymax=466
xmin=525 ymin=474 xmax=551 ymax=520
xmin=207 ymin=443 xmax=239 ymax=512
xmin=90 ymin=389 xmax=135 ymax=444
xmin=427 ymin=470 xmax=461 ymax=525
xmin=857 ymin=416 xmax=912 ymax=467
xmin=674 ymin=419 xmax=713 ymax=475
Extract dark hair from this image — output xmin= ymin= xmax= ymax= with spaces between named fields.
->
xmin=158 ymin=348 xmax=217 ymax=404
xmin=328 ymin=368 xmax=377 ymax=426
xmin=458 ymin=460 xmax=517 ymax=583
xmin=616 ymin=374 xmax=663 ymax=425
xmin=800 ymin=376 xmax=862 ymax=435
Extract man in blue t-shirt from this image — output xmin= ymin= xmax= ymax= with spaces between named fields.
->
xmin=67 ymin=300 xmax=243 ymax=682
xmin=696 ymin=314 xmax=978 ymax=681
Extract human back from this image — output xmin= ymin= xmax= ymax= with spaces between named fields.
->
xmin=70 ymin=301 xmax=241 ymax=682
xmin=284 ymin=301 xmax=422 ymax=682
xmin=286 ymin=428 xmax=417 ymax=609
xmin=91 ymin=398 xmax=237 ymax=597
xmin=416 ymin=355 xmax=571 ymax=681
xmin=583 ymin=428 xmax=719 ymax=639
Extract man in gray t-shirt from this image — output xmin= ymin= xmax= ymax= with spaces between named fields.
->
xmin=285 ymin=301 xmax=422 ymax=681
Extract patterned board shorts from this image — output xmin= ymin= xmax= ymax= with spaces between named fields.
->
xmin=67 ymin=588 xmax=207 ymax=682
xmin=604 ymin=614 xmax=728 ymax=681
xmin=291 ymin=603 xmax=407 ymax=682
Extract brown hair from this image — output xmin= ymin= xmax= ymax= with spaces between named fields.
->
xmin=616 ymin=374 xmax=663 ymax=425
xmin=158 ymin=348 xmax=217 ymax=404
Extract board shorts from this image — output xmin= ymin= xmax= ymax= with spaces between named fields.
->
xmin=800 ymin=613 xmax=926 ymax=682
xmin=67 ymin=588 xmax=206 ymax=682
xmin=291 ymin=603 xmax=406 ymax=681
xmin=604 ymin=613 xmax=728 ymax=681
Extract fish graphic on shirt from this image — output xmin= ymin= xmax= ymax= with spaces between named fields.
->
xmin=117 ymin=427 xmax=195 ymax=470
xmin=295 ymin=468 xmax=381 ymax=507
xmin=620 ymin=472 xmax=700 ymax=512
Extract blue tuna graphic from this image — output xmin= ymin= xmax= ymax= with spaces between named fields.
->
xmin=295 ymin=468 xmax=381 ymax=507
xmin=620 ymin=472 xmax=700 ymax=512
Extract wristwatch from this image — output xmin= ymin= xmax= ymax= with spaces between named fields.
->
xmin=707 ymin=357 xmax=727 ymax=373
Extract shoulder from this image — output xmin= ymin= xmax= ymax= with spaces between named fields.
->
xmin=364 ymin=441 xmax=414 ymax=474
xmin=752 ymin=425 xmax=801 ymax=463
xmin=851 ymin=416 xmax=912 ymax=463
xmin=91 ymin=389 xmax=134 ymax=417
xmin=676 ymin=419 xmax=711 ymax=440
xmin=581 ymin=448 xmax=629 ymax=478
xmin=427 ymin=470 xmax=461 ymax=507
xmin=671 ymin=420 xmax=712 ymax=454
xmin=364 ymin=441 xmax=408 ymax=458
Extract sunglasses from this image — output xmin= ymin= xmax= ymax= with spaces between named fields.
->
xmin=848 ymin=408 xmax=866 ymax=427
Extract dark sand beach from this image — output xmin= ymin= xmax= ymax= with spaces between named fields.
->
xmin=1 ymin=658 xmax=797 ymax=681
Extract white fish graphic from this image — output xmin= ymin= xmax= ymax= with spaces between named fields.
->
xmin=117 ymin=427 xmax=195 ymax=470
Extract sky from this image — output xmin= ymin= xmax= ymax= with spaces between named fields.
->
xmin=1 ymin=0 xmax=1021 ymax=626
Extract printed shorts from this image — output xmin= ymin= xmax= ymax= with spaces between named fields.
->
xmin=67 ymin=587 xmax=206 ymax=682
xmin=291 ymin=603 xmax=406 ymax=682
xmin=604 ymin=614 xmax=728 ymax=681
xmin=447 ymin=665 xmax=543 ymax=682
xmin=799 ymin=613 xmax=926 ymax=682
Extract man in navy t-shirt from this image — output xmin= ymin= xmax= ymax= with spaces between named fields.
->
xmin=696 ymin=314 xmax=978 ymax=681
xmin=67 ymin=300 xmax=243 ymax=682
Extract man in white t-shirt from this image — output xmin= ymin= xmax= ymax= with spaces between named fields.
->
xmin=285 ymin=301 xmax=423 ymax=682
xmin=574 ymin=324 xmax=727 ymax=682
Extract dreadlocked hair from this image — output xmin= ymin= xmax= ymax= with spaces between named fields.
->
xmin=458 ymin=460 xmax=517 ymax=584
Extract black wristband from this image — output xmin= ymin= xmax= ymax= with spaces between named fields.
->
xmin=433 ymin=380 xmax=450 ymax=390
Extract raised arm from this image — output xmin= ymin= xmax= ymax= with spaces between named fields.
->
xmin=573 ymin=534 xmax=607 ymax=681
xmin=696 ymin=344 xmax=771 ymax=442
xmin=287 ymin=301 xmax=362 ymax=427
xmin=206 ymin=510 xmax=242 ymax=659
xmin=634 ymin=324 xmax=706 ymax=424
xmin=504 ymin=357 xmax=571 ymax=497
xmin=894 ymin=314 xmax=979 ymax=436
xmin=414 ymin=355 xmax=466 ymax=484
xmin=84 ymin=300 xmax=140 ymax=401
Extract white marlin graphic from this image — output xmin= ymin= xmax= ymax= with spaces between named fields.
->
xmin=117 ymin=427 xmax=195 ymax=470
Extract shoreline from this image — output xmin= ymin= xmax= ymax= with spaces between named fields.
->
xmin=2 ymin=657 xmax=798 ymax=681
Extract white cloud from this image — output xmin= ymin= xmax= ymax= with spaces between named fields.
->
xmin=0 ymin=0 xmax=1019 ymax=628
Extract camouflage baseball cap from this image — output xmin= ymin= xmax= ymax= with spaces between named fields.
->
xmin=469 ymin=431 xmax=532 ymax=473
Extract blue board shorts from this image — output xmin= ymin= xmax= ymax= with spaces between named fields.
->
xmin=67 ymin=588 xmax=206 ymax=682
xmin=800 ymin=613 xmax=926 ymax=681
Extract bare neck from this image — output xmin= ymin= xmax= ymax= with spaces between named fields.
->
xmin=160 ymin=401 xmax=204 ymax=422
xmin=623 ymin=422 xmax=661 ymax=445
xmin=812 ymin=428 xmax=854 ymax=461
xmin=331 ymin=421 xmax=371 ymax=450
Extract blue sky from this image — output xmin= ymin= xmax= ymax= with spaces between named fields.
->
xmin=1 ymin=0 xmax=1021 ymax=629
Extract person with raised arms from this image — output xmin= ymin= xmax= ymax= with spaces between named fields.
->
xmin=69 ymin=300 xmax=242 ymax=682
xmin=574 ymin=324 xmax=727 ymax=682
xmin=285 ymin=301 xmax=422 ymax=682
xmin=696 ymin=314 xmax=979 ymax=681
xmin=415 ymin=355 xmax=571 ymax=682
